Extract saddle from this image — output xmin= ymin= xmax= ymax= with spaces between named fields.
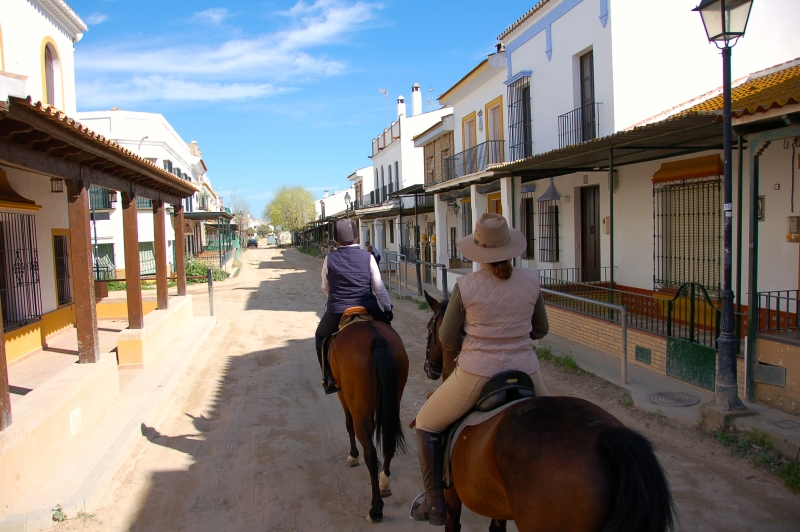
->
xmin=442 ymin=370 xmax=536 ymax=487
xmin=321 ymin=307 xmax=374 ymax=392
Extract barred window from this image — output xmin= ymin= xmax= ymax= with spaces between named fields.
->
xmin=53 ymin=234 xmax=71 ymax=305
xmin=139 ymin=242 xmax=156 ymax=276
xmin=44 ymin=45 xmax=56 ymax=106
xmin=136 ymin=197 xmax=153 ymax=209
xmin=507 ymin=76 xmax=532 ymax=161
xmin=388 ymin=220 xmax=395 ymax=244
xmin=653 ymin=178 xmax=721 ymax=296
xmin=93 ymin=243 xmax=115 ymax=280
xmin=521 ymin=192 xmax=536 ymax=259
xmin=538 ymin=200 xmax=559 ymax=262
xmin=90 ymin=185 xmax=112 ymax=210
xmin=0 ymin=213 xmax=42 ymax=330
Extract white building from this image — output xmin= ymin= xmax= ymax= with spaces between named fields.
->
xmin=75 ymin=110 xmax=218 ymax=273
xmin=314 ymin=186 xmax=356 ymax=222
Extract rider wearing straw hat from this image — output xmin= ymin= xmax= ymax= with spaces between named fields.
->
xmin=411 ymin=213 xmax=550 ymax=526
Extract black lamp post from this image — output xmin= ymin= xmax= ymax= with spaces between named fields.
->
xmin=694 ymin=0 xmax=753 ymax=410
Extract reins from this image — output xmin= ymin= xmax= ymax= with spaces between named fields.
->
xmin=424 ymin=311 xmax=453 ymax=378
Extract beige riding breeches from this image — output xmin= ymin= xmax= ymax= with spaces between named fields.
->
xmin=415 ymin=366 xmax=549 ymax=433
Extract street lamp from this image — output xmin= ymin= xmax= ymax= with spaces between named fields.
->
xmin=694 ymin=0 xmax=753 ymax=411
xmin=344 ymin=191 xmax=351 ymax=214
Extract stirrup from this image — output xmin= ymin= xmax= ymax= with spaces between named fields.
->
xmin=409 ymin=492 xmax=426 ymax=520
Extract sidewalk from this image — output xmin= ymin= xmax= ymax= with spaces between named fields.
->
xmin=541 ymin=333 xmax=800 ymax=461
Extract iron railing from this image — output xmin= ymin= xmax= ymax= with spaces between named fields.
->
xmin=0 ymin=213 xmax=42 ymax=331
xmin=537 ymin=267 xmax=610 ymax=285
xmin=443 ymin=140 xmax=504 ymax=183
xmin=383 ymin=251 xmax=449 ymax=300
xmin=558 ymin=102 xmax=601 ymax=148
xmin=756 ymin=290 xmax=800 ymax=344
xmin=400 ymin=245 xmax=420 ymax=261
xmin=413 ymin=194 xmax=435 ymax=208
xmin=665 ymin=282 xmax=720 ymax=349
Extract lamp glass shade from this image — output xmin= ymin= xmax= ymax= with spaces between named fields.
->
xmin=694 ymin=0 xmax=753 ymax=44
xmin=344 ymin=192 xmax=351 ymax=205
xmin=107 ymin=190 xmax=117 ymax=205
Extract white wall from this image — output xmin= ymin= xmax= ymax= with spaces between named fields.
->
xmin=0 ymin=0 xmax=83 ymax=113
xmin=314 ymin=186 xmax=355 ymax=220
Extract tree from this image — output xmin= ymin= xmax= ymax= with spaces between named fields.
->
xmin=263 ymin=185 xmax=316 ymax=232
xmin=227 ymin=187 xmax=252 ymax=237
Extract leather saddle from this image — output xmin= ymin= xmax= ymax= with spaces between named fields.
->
xmin=442 ymin=370 xmax=536 ymax=487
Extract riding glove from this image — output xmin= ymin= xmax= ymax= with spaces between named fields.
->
xmin=384 ymin=307 xmax=394 ymax=323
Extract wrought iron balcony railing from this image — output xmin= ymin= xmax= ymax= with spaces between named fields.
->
xmin=757 ymin=290 xmax=800 ymax=344
xmin=443 ymin=140 xmax=504 ymax=184
xmin=558 ymin=102 xmax=601 ymax=148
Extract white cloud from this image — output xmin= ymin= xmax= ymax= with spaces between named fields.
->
xmin=85 ymin=12 xmax=108 ymax=25
xmin=190 ymin=8 xmax=231 ymax=25
xmin=76 ymin=0 xmax=380 ymax=106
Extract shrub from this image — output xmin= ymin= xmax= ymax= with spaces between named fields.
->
xmin=185 ymin=257 xmax=229 ymax=283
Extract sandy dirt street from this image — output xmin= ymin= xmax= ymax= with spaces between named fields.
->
xmin=56 ymin=246 xmax=798 ymax=532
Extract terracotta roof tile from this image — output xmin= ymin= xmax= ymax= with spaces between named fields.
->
xmin=498 ymin=1 xmax=554 ymax=41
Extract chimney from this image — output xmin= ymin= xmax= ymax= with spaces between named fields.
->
xmin=324 ymin=189 xmax=329 ymax=198
xmin=397 ymin=95 xmax=406 ymax=119
xmin=411 ymin=83 xmax=422 ymax=116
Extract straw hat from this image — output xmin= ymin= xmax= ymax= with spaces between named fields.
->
xmin=458 ymin=213 xmax=527 ymax=263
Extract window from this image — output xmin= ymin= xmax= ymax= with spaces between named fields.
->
xmin=538 ymin=200 xmax=559 ymax=262
xmin=163 ymin=160 xmax=173 ymax=173
xmin=507 ymin=76 xmax=532 ymax=160
xmin=44 ymin=45 xmax=55 ymax=105
xmin=521 ymin=192 xmax=536 ymax=259
xmin=53 ymin=234 xmax=71 ymax=305
xmin=579 ymin=50 xmax=597 ymax=142
xmin=426 ymin=156 xmax=435 ymax=184
xmin=388 ymin=220 xmax=394 ymax=243
xmin=388 ymin=165 xmax=393 ymax=193
xmin=0 ymin=213 xmax=42 ymax=330
xmin=139 ymin=242 xmax=156 ymax=276
xmin=461 ymin=201 xmax=473 ymax=240
xmin=653 ymin=178 xmax=721 ymax=296
xmin=380 ymin=166 xmax=385 ymax=201
xmin=136 ymin=197 xmax=153 ymax=209
xmin=90 ymin=212 xmax=110 ymax=221
xmin=394 ymin=161 xmax=399 ymax=189
xmin=89 ymin=185 xmax=112 ymax=210
xmin=449 ymin=227 xmax=457 ymax=259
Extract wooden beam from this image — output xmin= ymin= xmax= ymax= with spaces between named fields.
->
xmin=66 ymin=178 xmax=100 ymax=363
xmin=0 ymin=137 xmax=186 ymax=203
xmin=122 ymin=192 xmax=144 ymax=329
xmin=174 ymin=204 xmax=187 ymax=296
xmin=153 ymin=200 xmax=169 ymax=310
xmin=0 ymin=296 xmax=10 ymax=431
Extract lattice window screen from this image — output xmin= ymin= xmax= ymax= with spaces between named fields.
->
xmin=507 ymin=76 xmax=532 ymax=161
xmin=538 ymin=200 xmax=559 ymax=263
xmin=521 ymin=193 xmax=536 ymax=260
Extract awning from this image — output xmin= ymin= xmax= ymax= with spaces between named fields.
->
xmin=652 ymin=154 xmax=723 ymax=183
xmin=0 ymin=97 xmax=196 ymax=203
xmin=184 ymin=210 xmax=234 ymax=221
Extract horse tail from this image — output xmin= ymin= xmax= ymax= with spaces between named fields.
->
xmin=598 ymin=427 xmax=674 ymax=532
xmin=371 ymin=335 xmax=408 ymax=456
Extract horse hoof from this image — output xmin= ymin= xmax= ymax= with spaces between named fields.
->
xmin=346 ymin=455 xmax=359 ymax=467
xmin=366 ymin=513 xmax=383 ymax=523
xmin=380 ymin=488 xmax=392 ymax=498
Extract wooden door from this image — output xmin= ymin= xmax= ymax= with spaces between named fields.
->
xmin=580 ymin=186 xmax=600 ymax=282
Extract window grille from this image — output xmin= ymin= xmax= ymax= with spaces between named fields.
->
xmin=388 ymin=220 xmax=394 ymax=244
xmin=0 ymin=213 xmax=42 ymax=330
xmin=136 ymin=197 xmax=153 ymax=209
xmin=53 ymin=235 xmax=71 ymax=305
xmin=653 ymin=178 xmax=721 ymax=297
xmin=538 ymin=200 xmax=559 ymax=262
xmin=521 ymin=193 xmax=536 ymax=259
xmin=139 ymin=242 xmax=157 ymax=276
xmin=507 ymin=76 xmax=532 ymax=161
xmin=395 ymin=161 xmax=400 ymax=188
xmin=93 ymin=243 xmax=115 ymax=280
xmin=44 ymin=46 xmax=55 ymax=106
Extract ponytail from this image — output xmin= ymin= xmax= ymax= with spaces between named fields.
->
xmin=490 ymin=260 xmax=513 ymax=280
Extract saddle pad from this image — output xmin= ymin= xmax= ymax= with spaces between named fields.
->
xmin=339 ymin=307 xmax=373 ymax=330
xmin=443 ymin=398 xmax=531 ymax=487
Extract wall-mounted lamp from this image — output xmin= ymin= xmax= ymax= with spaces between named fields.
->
xmin=477 ymin=110 xmax=484 ymax=132
xmin=50 ymin=177 xmax=64 ymax=193
xmin=107 ymin=189 xmax=118 ymax=206
xmin=451 ymin=202 xmax=460 ymax=216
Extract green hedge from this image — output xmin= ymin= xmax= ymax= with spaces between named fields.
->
xmin=186 ymin=257 xmax=229 ymax=283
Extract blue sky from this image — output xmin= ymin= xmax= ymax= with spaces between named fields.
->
xmin=67 ymin=0 xmax=535 ymax=217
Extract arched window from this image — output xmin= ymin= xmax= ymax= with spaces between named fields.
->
xmin=388 ymin=165 xmax=392 ymax=192
xmin=380 ymin=166 xmax=385 ymax=201
xmin=45 ymin=45 xmax=56 ymax=106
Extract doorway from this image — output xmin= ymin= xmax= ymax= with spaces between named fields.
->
xmin=580 ymin=186 xmax=600 ymax=282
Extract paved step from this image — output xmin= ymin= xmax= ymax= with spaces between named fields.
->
xmin=0 ymin=316 xmax=215 ymax=532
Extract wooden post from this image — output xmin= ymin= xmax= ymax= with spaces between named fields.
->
xmin=66 ymin=178 xmax=100 ymax=363
xmin=175 ymin=203 xmax=187 ymax=296
xmin=122 ymin=192 xmax=144 ymax=329
xmin=153 ymin=200 xmax=169 ymax=310
xmin=0 ymin=298 xmax=10 ymax=431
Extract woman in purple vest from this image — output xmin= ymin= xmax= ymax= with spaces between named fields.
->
xmin=315 ymin=218 xmax=393 ymax=394
xmin=410 ymin=213 xmax=550 ymax=526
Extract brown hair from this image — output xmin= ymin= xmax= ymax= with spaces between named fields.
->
xmin=490 ymin=260 xmax=513 ymax=280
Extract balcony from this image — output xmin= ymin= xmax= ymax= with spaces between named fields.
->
xmin=558 ymin=102 xmax=601 ymax=148
xmin=443 ymin=140 xmax=504 ymax=184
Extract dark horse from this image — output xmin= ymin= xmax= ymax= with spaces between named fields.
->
xmin=422 ymin=291 xmax=674 ymax=532
xmin=328 ymin=319 xmax=409 ymax=523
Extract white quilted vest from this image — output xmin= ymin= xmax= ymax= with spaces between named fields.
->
xmin=456 ymin=264 xmax=541 ymax=376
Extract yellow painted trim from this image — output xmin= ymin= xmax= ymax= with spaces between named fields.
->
xmin=461 ymin=111 xmax=477 ymax=152
xmin=42 ymin=304 xmax=75 ymax=338
xmin=487 ymin=192 xmax=501 ymax=202
xmin=460 ymin=197 xmax=471 ymax=203
xmin=484 ymin=95 xmax=505 ymax=142
xmin=51 ymin=229 xmax=73 ymax=309
xmin=0 ymin=200 xmax=41 ymax=211
xmin=439 ymin=59 xmax=489 ymax=104
xmin=96 ymin=300 xmax=158 ymax=319
xmin=0 ymin=24 xmax=5 ymax=72
xmin=5 ymin=320 xmax=43 ymax=364
xmin=40 ymin=36 xmax=65 ymax=110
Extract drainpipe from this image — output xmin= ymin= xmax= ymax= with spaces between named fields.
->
xmin=736 ymin=135 xmax=744 ymax=327
xmin=745 ymin=141 xmax=761 ymax=402
xmin=609 ymin=149 xmax=615 ymax=289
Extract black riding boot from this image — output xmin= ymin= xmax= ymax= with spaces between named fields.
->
xmin=410 ymin=429 xmax=446 ymax=526
xmin=315 ymin=340 xmax=339 ymax=395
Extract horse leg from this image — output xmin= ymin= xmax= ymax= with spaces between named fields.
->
xmin=356 ymin=421 xmax=384 ymax=523
xmin=489 ymin=519 xmax=507 ymax=532
xmin=379 ymin=453 xmax=393 ymax=498
xmin=337 ymin=394 xmax=359 ymax=467
xmin=444 ymin=487 xmax=463 ymax=532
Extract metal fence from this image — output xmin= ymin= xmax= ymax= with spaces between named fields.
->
xmin=558 ymin=102 xmax=601 ymax=148
xmin=383 ymin=251 xmax=449 ymax=300
xmin=537 ymin=267 xmax=610 ymax=285
xmin=756 ymin=290 xmax=799 ymax=344
xmin=443 ymin=140 xmax=505 ymax=182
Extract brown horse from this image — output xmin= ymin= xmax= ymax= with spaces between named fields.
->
xmin=422 ymin=291 xmax=674 ymax=532
xmin=329 ymin=319 xmax=409 ymax=523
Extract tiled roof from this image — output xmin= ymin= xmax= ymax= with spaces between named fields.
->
xmin=686 ymin=59 xmax=800 ymax=117
xmin=498 ymin=1 xmax=554 ymax=41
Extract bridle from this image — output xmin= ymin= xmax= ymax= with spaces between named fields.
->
xmin=424 ymin=310 xmax=453 ymax=379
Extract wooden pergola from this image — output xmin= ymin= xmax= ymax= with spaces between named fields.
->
xmin=0 ymin=97 xmax=197 ymax=431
